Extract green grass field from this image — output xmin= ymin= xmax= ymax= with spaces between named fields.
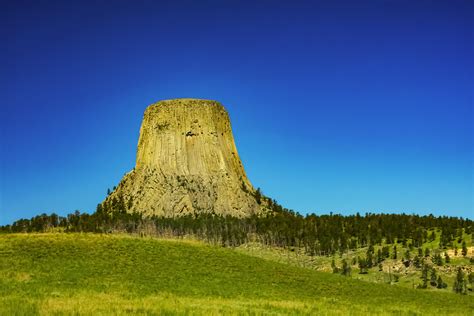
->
xmin=1 ymin=233 xmax=473 ymax=315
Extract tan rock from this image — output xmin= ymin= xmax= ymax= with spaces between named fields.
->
xmin=103 ymin=98 xmax=263 ymax=217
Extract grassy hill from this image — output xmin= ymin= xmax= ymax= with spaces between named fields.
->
xmin=1 ymin=234 xmax=473 ymax=315
xmin=236 ymin=228 xmax=473 ymax=292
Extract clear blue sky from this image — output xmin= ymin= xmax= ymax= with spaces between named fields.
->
xmin=1 ymin=0 xmax=473 ymax=224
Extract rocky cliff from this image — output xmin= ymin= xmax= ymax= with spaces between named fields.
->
xmin=103 ymin=98 xmax=263 ymax=217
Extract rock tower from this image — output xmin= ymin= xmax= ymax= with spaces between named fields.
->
xmin=104 ymin=98 xmax=262 ymax=217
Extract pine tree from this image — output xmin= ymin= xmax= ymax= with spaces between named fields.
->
xmin=377 ymin=249 xmax=383 ymax=263
xmin=436 ymin=276 xmax=447 ymax=289
xmin=445 ymin=252 xmax=450 ymax=263
xmin=430 ymin=269 xmax=437 ymax=287
xmin=468 ymin=272 xmax=474 ymax=291
xmin=341 ymin=259 xmax=351 ymax=276
xmin=254 ymin=188 xmax=262 ymax=204
xmin=404 ymin=249 xmax=411 ymax=261
xmin=453 ymin=268 xmax=467 ymax=294
xmin=419 ymin=264 xmax=428 ymax=289
xmin=366 ymin=250 xmax=374 ymax=268
xmin=413 ymin=255 xmax=422 ymax=268
xmin=358 ymin=256 xmax=368 ymax=274
xmin=432 ymin=253 xmax=443 ymax=266
xmin=461 ymin=241 xmax=468 ymax=257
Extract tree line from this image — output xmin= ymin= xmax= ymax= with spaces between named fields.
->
xmin=2 ymin=194 xmax=471 ymax=257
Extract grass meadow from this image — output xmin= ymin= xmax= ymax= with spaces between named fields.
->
xmin=1 ymin=233 xmax=473 ymax=315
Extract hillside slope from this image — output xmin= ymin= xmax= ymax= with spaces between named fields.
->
xmin=1 ymin=234 xmax=472 ymax=315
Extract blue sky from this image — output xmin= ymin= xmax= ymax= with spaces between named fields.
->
xmin=1 ymin=0 xmax=473 ymax=224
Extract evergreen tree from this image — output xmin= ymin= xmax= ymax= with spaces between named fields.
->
xmin=429 ymin=231 xmax=436 ymax=242
xmin=413 ymin=255 xmax=422 ymax=269
xmin=468 ymin=272 xmax=474 ymax=291
xmin=419 ymin=264 xmax=428 ymax=289
xmin=430 ymin=269 xmax=437 ymax=287
xmin=461 ymin=241 xmax=468 ymax=257
xmin=366 ymin=250 xmax=374 ymax=268
xmin=436 ymin=276 xmax=447 ymax=289
xmin=376 ymin=249 xmax=383 ymax=263
xmin=341 ymin=259 xmax=351 ymax=276
xmin=358 ymin=257 xmax=368 ymax=274
xmin=453 ymin=268 xmax=467 ymax=294
xmin=445 ymin=252 xmax=450 ymax=263
xmin=432 ymin=253 xmax=443 ymax=266
xmin=254 ymin=188 xmax=262 ymax=204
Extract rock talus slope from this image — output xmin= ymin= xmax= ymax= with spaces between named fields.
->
xmin=104 ymin=99 xmax=262 ymax=217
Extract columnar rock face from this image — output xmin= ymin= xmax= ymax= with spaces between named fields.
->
xmin=104 ymin=98 xmax=262 ymax=217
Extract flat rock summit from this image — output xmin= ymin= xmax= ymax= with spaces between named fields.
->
xmin=104 ymin=98 xmax=263 ymax=217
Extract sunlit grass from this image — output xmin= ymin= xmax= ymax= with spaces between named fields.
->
xmin=1 ymin=233 xmax=473 ymax=315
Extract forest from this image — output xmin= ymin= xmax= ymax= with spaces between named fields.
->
xmin=2 ymin=193 xmax=472 ymax=257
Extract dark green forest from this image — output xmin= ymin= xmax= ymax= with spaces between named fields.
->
xmin=3 ymin=193 xmax=472 ymax=257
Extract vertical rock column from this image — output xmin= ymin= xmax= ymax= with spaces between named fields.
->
xmin=104 ymin=98 xmax=261 ymax=217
